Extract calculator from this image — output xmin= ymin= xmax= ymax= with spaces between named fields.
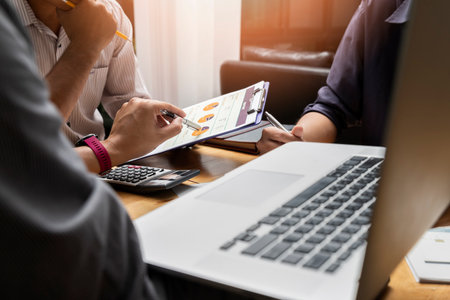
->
xmin=99 ymin=164 xmax=200 ymax=194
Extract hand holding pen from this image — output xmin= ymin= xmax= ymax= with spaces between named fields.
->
xmin=256 ymin=111 xmax=304 ymax=155
xmin=265 ymin=111 xmax=290 ymax=133
xmin=161 ymin=109 xmax=201 ymax=131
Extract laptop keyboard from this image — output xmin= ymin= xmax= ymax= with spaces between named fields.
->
xmin=220 ymin=156 xmax=383 ymax=273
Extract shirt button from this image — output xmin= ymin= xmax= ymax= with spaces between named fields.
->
xmin=58 ymin=44 xmax=62 ymax=48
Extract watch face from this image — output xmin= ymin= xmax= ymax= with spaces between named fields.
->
xmin=75 ymin=134 xmax=97 ymax=147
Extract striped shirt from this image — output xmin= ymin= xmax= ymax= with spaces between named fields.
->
xmin=11 ymin=0 xmax=150 ymax=143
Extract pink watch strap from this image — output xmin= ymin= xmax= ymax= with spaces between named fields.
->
xmin=84 ymin=136 xmax=111 ymax=173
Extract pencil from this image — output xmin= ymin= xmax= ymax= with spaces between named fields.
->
xmin=62 ymin=0 xmax=132 ymax=43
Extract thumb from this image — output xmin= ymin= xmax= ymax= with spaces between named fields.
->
xmin=291 ymin=125 xmax=304 ymax=140
xmin=160 ymin=117 xmax=183 ymax=137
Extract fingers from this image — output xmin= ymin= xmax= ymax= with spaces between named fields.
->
xmin=159 ymin=117 xmax=183 ymax=137
xmin=256 ymin=126 xmax=304 ymax=155
xmin=291 ymin=125 xmax=304 ymax=140
xmin=263 ymin=127 xmax=302 ymax=144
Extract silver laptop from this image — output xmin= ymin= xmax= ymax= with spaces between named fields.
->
xmin=134 ymin=1 xmax=450 ymax=299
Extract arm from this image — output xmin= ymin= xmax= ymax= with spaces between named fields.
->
xmin=43 ymin=0 xmax=117 ymax=120
xmin=0 ymin=5 xmax=155 ymax=297
xmin=257 ymin=2 xmax=367 ymax=155
xmin=76 ymin=98 xmax=185 ymax=173
xmin=100 ymin=1 xmax=151 ymax=118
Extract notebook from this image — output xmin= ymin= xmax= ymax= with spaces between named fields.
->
xmin=202 ymin=121 xmax=294 ymax=154
xmin=134 ymin=1 xmax=450 ymax=299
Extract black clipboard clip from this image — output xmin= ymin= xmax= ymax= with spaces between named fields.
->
xmin=247 ymin=88 xmax=266 ymax=114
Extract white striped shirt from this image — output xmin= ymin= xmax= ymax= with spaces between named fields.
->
xmin=11 ymin=0 xmax=150 ymax=143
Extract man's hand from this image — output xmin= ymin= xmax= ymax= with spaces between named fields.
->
xmin=102 ymin=99 xmax=185 ymax=166
xmin=55 ymin=0 xmax=117 ymax=55
xmin=256 ymin=112 xmax=338 ymax=155
xmin=256 ymin=126 xmax=304 ymax=155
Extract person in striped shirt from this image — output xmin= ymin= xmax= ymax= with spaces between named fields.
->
xmin=12 ymin=0 xmax=185 ymax=172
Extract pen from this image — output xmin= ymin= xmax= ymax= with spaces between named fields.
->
xmin=160 ymin=109 xmax=202 ymax=131
xmin=63 ymin=0 xmax=133 ymax=43
xmin=265 ymin=111 xmax=290 ymax=133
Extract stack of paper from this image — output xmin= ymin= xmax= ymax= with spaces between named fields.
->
xmin=406 ymin=226 xmax=450 ymax=283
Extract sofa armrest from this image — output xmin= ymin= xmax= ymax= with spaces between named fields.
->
xmin=220 ymin=60 xmax=329 ymax=124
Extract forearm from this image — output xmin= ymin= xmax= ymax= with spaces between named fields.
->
xmin=297 ymin=112 xmax=337 ymax=143
xmin=46 ymin=43 xmax=100 ymax=120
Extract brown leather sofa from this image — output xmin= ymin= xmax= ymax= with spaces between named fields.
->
xmin=220 ymin=46 xmax=333 ymax=125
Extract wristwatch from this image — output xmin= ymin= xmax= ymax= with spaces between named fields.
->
xmin=75 ymin=134 xmax=111 ymax=173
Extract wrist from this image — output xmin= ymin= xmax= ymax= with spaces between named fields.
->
xmin=76 ymin=134 xmax=111 ymax=173
xmin=102 ymin=138 xmax=126 ymax=169
xmin=66 ymin=41 xmax=102 ymax=63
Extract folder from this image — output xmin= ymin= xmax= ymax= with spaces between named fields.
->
xmin=132 ymin=81 xmax=269 ymax=160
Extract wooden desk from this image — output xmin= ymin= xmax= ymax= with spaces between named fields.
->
xmin=118 ymin=145 xmax=450 ymax=299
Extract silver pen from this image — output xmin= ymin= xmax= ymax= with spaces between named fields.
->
xmin=161 ymin=109 xmax=201 ymax=130
xmin=265 ymin=111 xmax=290 ymax=133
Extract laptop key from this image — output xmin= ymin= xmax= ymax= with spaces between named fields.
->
xmin=306 ymin=216 xmax=324 ymax=225
xmin=293 ymin=210 xmax=310 ymax=218
xmin=327 ymin=217 xmax=345 ymax=226
xmin=270 ymin=225 xmax=290 ymax=235
xmin=321 ymin=242 xmax=342 ymax=253
xmin=261 ymin=242 xmax=291 ymax=260
xmin=246 ymin=224 xmax=260 ymax=232
xmin=295 ymin=224 xmax=314 ymax=233
xmin=316 ymin=208 xmax=333 ymax=217
xmin=318 ymin=225 xmax=336 ymax=235
xmin=282 ymin=253 xmax=304 ymax=265
xmin=220 ymin=240 xmax=235 ymax=250
xmin=295 ymin=243 xmax=316 ymax=254
xmin=242 ymin=234 xmax=278 ymax=256
xmin=343 ymin=224 xmax=361 ymax=234
xmin=270 ymin=207 xmax=292 ymax=217
xmin=304 ymin=203 xmax=320 ymax=211
xmin=338 ymin=251 xmax=352 ymax=261
xmin=332 ymin=233 xmax=352 ymax=244
xmin=259 ymin=216 xmax=279 ymax=225
xmin=283 ymin=176 xmax=336 ymax=208
xmin=304 ymin=253 xmax=330 ymax=269
xmin=306 ymin=233 xmax=326 ymax=244
xmin=351 ymin=216 xmax=371 ymax=225
xmin=325 ymin=262 xmax=341 ymax=273
xmin=282 ymin=217 xmax=301 ymax=226
xmin=283 ymin=233 xmax=303 ymax=243
xmin=337 ymin=210 xmax=353 ymax=219
xmin=235 ymin=232 xmax=257 ymax=242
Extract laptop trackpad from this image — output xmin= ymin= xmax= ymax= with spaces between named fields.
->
xmin=196 ymin=169 xmax=303 ymax=207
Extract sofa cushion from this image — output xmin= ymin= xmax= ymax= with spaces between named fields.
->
xmin=242 ymin=46 xmax=334 ymax=68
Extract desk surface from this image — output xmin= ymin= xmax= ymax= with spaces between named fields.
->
xmin=118 ymin=145 xmax=450 ymax=300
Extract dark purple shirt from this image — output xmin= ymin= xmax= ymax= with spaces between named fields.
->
xmin=303 ymin=0 xmax=412 ymax=146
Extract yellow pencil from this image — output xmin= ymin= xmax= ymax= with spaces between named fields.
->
xmin=63 ymin=0 xmax=132 ymax=43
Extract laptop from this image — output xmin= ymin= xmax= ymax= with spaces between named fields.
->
xmin=134 ymin=1 xmax=450 ymax=299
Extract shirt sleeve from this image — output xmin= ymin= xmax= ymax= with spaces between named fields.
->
xmin=0 ymin=4 xmax=157 ymax=299
xmin=100 ymin=0 xmax=150 ymax=118
xmin=302 ymin=1 xmax=367 ymax=132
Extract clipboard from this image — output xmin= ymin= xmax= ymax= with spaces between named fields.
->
xmin=132 ymin=81 xmax=269 ymax=160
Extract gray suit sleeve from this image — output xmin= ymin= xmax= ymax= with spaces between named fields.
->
xmin=0 ymin=3 xmax=158 ymax=299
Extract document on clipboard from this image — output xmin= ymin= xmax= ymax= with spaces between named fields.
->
xmin=132 ymin=81 xmax=269 ymax=160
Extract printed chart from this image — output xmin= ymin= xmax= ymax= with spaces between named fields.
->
xmin=140 ymin=81 xmax=267 ymax=158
